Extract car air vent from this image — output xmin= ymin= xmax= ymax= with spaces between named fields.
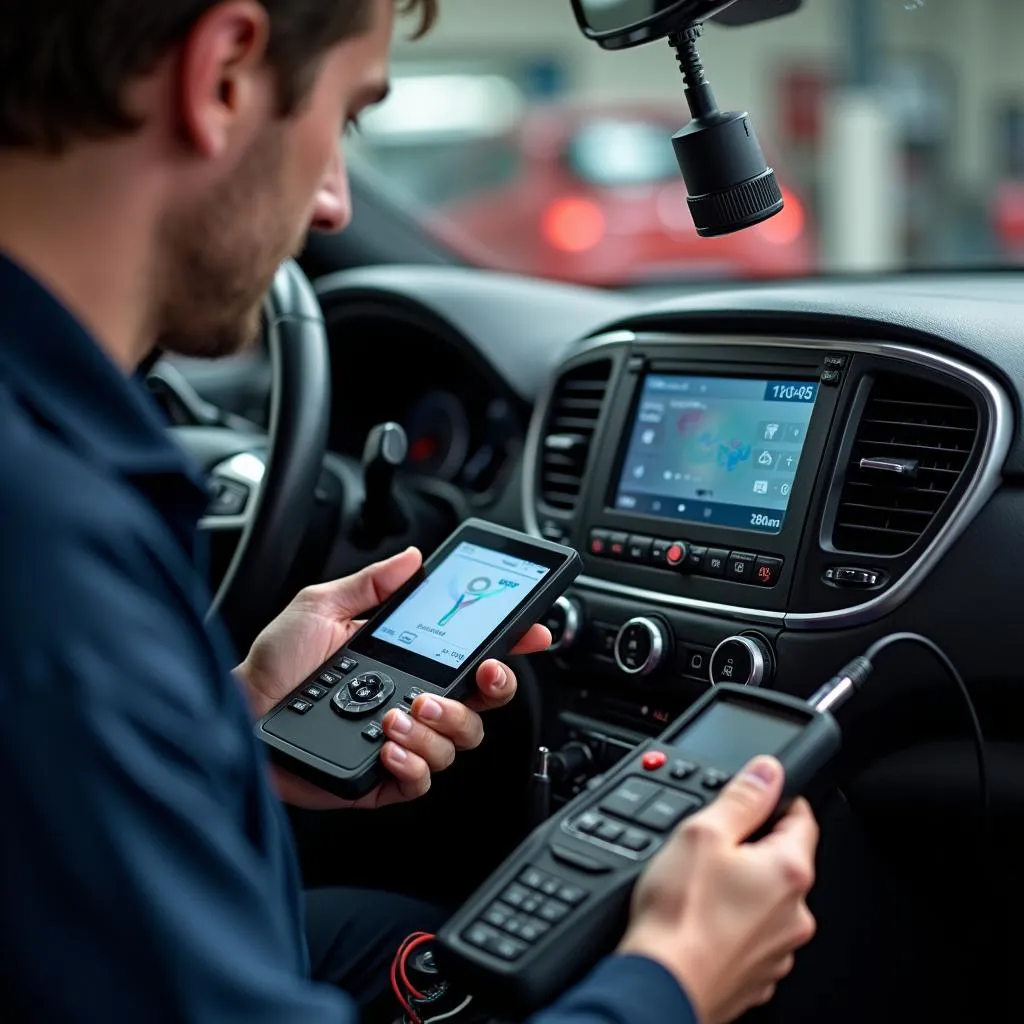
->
xmin=538 ymin=359 xmax=612 ymax=513
xmin=832 ymin=373 xmax=980 ymax=557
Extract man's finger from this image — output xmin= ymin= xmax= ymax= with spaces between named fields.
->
xmin=306 ymin=547 xmax=422 ymax=620
xmin=409 ymin=694 xmax=486 ymax=750
xmin=757 ymin=796 xmax=819 ymax=853
xmin=509 ymin=624 xmax=553 ymax=656
xmin=377 ymin=742 xmax=432 ymax=804
xmin=465 ymin=659 xmax=518 ymax=711
xmin=700 ymin=755 xmax=785 ymax=844
xmin=382 ymin=706 xmax=461 ymax=768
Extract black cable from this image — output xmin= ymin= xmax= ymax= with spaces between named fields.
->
xmin=861 ymin=632 xmax=989 ymax=829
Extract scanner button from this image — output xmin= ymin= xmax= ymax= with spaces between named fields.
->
xmin=635 ymin=791 xmax=701 ymax=832
xmin=403 ymin=688 xmax=425 ymax=705
xmin=575 ymin=811 xmax=602 ymax=835
xmin=483 ymin=904 xmax=512 ymax=928
xmin=519 ymin=867 xmax=548 ymax=891
xmin=671 ymin=760 xmax=697 ymax=779
xmin=520 ymin=895 xmax=542 ymax=915
xmin=303 ymin=683 xmax=328 ymax=701
xmin=500 ymin=884 xmax=532 ymax=909
xmin=464 ymin=923 xmax=497 ymax=950
xmin=599 ymin=778 xmax=661 ymax=821
xmin=361 ymin=721 xmax=383 ymax=742
xmin=287 ymin=698 xmax=313 ymax=714
xmin=517 ymin=919 xmax=550 ymax=943
xmin=621 ymin=828 xmax=652 ymax=852
xmin=595 ymin=819 xmax=625 ymax=843
xmin=556 ymin=884 xmax=587 ymax=905
xmin=550 ymin=842 xmax=612 ymax=874
xmin=334 ymin=657 xmax=358 ymax=674
xmin=703 ymin=769 xmax=730 ymax=790
xmin=642 ymin=751 xmax=668 ymax=771
xmin=538 ymin=899 xmax=570 ymax=924
xmin=316 ymin=670 xmax=343 ymax=687
xmin=486 ymin=933 xmax=528 ymax=962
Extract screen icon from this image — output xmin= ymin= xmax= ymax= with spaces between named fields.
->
xmin=756 ymin=449 xmax=779 ymax=469
xmin=763 ymin=422 xmax=780 ymax=441
xmin=752 ymin=480 xmax=769 ymax=495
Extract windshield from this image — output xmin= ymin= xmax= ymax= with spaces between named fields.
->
xmin=351 ymin=0 xmax=1021 ymax=287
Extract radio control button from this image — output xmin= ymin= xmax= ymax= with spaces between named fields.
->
xmin=608 ymin=532 xmax=629 ymax=558
xmin=685 ymin=545 xmax=707 ymax=571
xmin=626 ymin=535 xmax=653 ymax=562
xmin=703 ymin=548 xmax=729 ymax=576
xmin=710 ymin=635 xmax=773 ymax=687
xmin=587 ymin=529 xmax=610 ymax=556
xmin=650 ymin=538 xmax=669 ymax=565
xmin=754 ymin=556 xmax=784 ymax=587
xmin=664 ymin=541 xmax=688 ymax=567
xmin=614 ymin=618 xmax=668 ymax=676
xmin=725 ymin=551 xmax=757 ymax=581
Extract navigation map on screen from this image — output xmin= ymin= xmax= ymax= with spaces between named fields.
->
xmin=612 ymin=374 xmax=819 ymax=533
xmin=371 ymin=542 xmax=550 ymax=669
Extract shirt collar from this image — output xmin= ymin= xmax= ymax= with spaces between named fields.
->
xmin=0 ymin=251 xmax=198 ymax=480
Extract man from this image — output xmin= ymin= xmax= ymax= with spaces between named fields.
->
xmin=0 ymin=2 xmax=819 ymax=1022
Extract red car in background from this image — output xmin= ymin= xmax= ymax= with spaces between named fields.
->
xmin=412 ymin=103 xmax=816 ymax=287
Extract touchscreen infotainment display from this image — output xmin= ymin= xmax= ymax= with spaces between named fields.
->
xmin=611 ymin=374 xmax=819 ymax=534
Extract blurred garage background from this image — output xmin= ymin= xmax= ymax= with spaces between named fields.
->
xmin=346 ymin=0 xmax=1024 ymax=287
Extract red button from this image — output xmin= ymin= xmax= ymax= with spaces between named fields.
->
xmin=589 ymin=537 xmax=605 ymax=555
xmin=665 ymin=543 xmax=685 ymax=566
xmin=642 ymin=751 xmax=668 ymax=771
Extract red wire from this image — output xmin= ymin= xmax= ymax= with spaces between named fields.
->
xmin=399 ymin=932 xmax=436 ymax=1001
xmin=390 ymin=931 xmax=433 ymax=1023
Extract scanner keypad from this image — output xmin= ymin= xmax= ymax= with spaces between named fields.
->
xmin=463 ymin=865 xmax=589 ymax=958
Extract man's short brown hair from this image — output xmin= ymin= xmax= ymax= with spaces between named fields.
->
xmin=0 ymin=0 xmax=436 ymax=153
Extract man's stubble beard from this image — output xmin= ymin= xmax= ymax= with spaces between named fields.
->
xmin=155 ymin=124 xmax=307 ymax=360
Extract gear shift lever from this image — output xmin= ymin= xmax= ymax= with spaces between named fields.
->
xmin=354 ymin=422 xmax=409 ymax=547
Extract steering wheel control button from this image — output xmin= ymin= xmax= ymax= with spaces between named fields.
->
xmin=206 ymin=479 xmax=248 ymax=517
xmin=703 ymin=548 xmax=729 ymax=576
xmin=641 ymin=751 xmax=668 ymax=772
xmin=545 ymin=596 xmax=581 ymax=652
xmin=614 ymin=617 xmax=667 ymax=676
xmin=636 ymin=790 xmax=701 ymax=832
xmin=710 ymin=635 xmax=772 ymax=687
xmin=626 ymin=535 xmax=653 ymax=562
xmin=671 ymin=760 xmax=697 ymax=780
xmin=702 ymin=769 xmax=730 ymax=790
xmin=600 ymin=778 xmax=661 ymax=821
xmin=287 ymin=697 xmax=313 ymax=715
xmin=754 ymin=556 xmax=784 ymax=587
xmin=587 ymin=529 xmax=610 ymax=556
xmin=665 ymin=541 xmax=688 ymax=568
xmin=725 ymin=551 xmax=757 ymax=581
xmin=302 ymin=683 xmax=328 ymax=701
xmin=334 ymin=656 xmax=359 ymax=674
xmin=361 ymin=721 xmax=384 ymax=742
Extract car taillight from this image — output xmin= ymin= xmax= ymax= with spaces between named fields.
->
xmin=541 ymin=197 xmax=607 ymax=252
xmin=757 ymin=188 xmax=806 ymax=245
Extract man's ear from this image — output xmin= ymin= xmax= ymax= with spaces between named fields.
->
xmin=176 ymin=0 xmax=273 ymax=158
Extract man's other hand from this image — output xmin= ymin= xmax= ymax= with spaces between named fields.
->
xmin=236 ymin=547 xmax=551 ymax=810
xmin=618 ymin=756 xmax=819 ymax=1024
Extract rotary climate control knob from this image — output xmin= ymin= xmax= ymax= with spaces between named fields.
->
xmin=543 ymin=596 xmax=581 ymax=652
xmin=709 ymin=634 xmax=774 ymax=687
xmin=614 ymin=617 xmax=669 ymax=677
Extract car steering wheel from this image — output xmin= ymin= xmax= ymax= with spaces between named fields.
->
xmin=160 ymin=260 xmax=330 ymax=651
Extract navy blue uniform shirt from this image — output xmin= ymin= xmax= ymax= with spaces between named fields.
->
xmin=0 ymin=253 xmax=695 ymax=1024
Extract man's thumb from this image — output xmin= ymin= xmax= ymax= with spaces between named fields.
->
xmin=705 ymin=756 xmax=784 ymax=841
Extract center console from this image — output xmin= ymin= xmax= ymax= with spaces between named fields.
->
xmin=525 ymin=330 xmax=1008 ymax=794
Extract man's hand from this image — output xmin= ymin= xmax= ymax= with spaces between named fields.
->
xmin=618 ymin=757 xmax=819 ymax=1024
xmin=236 ymin=547 xmax=551 ymax=811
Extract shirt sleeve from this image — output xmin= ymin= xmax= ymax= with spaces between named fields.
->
xmin=527 ymin=955 xmax=699 ymax=1024
xmin=0 ymin=525 xmax=353 ymax=1022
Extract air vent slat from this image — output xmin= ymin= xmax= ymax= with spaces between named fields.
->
xmin=832 ymin=374 xmax=979 ymax=556
xmin=538 ymin=360 xmax=612 ymax=515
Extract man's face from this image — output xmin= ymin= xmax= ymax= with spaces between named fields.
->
xmin=157 ymin=0 xmax=394 ymax=359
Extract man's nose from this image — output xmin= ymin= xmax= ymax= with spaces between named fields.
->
xmin=310 ymin=150 xmax=351 ymax=234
